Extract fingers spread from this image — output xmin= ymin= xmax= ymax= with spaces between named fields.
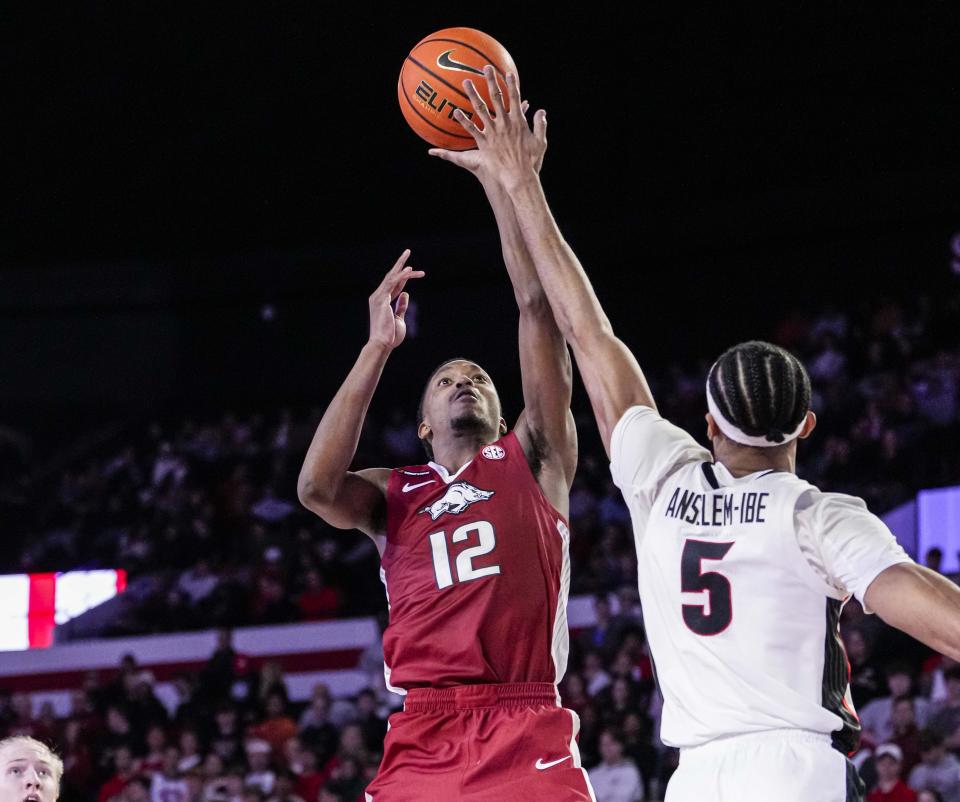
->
xmin=394 ymin=291 xmax=410 ymax=320
xmin=483 ymin=64 xmax=506 ymax=119
xmin=462 ymin=79 xmax=492 ymax=128
xmin=533 ymin=109 xmax=547 ymax=142
xmin=453 ymin=108 xmax=484 ymax=141
xmin=505 ymin=72 xmax=522 ymax=113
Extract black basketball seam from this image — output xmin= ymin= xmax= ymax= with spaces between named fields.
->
xmin=398 ymin=77 xmax=473 ymax=141
xmin=405 ymin=55 xmax=471 ymax=102
xmin=418 ymin=38 xmax=509 ymax=81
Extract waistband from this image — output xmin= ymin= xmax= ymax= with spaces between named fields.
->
xmin=681 ymin=728 xmax=833 ymax=756
xmin=403 ymin=682 xmax=559 ymax=712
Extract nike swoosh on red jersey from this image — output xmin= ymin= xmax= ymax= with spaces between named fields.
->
xmin=402 ymin=480 xmax=436 ymax=493
xmin=534 ymin=756 xmax=571 ymax=770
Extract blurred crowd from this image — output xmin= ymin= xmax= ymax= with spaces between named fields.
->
xmin=4 ymin=595 xmax=960 ymax=802
xmin=2 ymin=293 xmax=958 ymax=633
xmin=0 ymin=291 xmax=958 ymax=800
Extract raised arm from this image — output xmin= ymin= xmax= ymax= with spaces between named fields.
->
xmin=297 ymin=252 xmax=424 ymax=550
xmin=428 ymin=77 xmax=575 ymax=509
xmin=864 ymin=563 xmax=960 ymax=661
xmin=448 ymin=67 xmax=655 ymax=457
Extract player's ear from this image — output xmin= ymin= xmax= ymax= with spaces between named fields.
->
xmin=797 ymin=410 xmax=817 ymax=440
xmin=705 ymin=413 xmax=720 ymax=441
xmin=418 ymin=420 xmax=432 ymax=442
xmin=498 ymin=417 xmax=507 ymax=435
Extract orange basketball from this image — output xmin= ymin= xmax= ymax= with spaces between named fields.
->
xmin=398 ymin=27 xmax=518 ymax=151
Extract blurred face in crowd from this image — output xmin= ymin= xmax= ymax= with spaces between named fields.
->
xmin=922 ymin=741 xmax=946 ymax=765
xmin=162 ymin=747 xmax=180 ymax=776
xmin=114 ymin=747 xmax=134 ymax=775
xmin=918 ymin=792 xmax=944 ymax=802
xmin=215 ymin=709 xmax=236 ymax=734
xmin=845 ymin=630 xmax=867 ymax=663
xmin=946 ymin=675 xmax=960 ymax=703
xmin=247 ymin=750 xmax=270 ymax=772
xmin=146 ymin=727 xmax=166 ymax=754
xmin=598 ymin=732 xmax=623 ymax=765
xmin=0 ymin=739 xmax=61 ymax=802
xmin=265 ymin=695 xmax=285 ymax=719
xmin=180 ymin=731 xmax=199 ymax=756
xmin=123 ymin=779 xmax=150 ymax=802
xmin=338 ymin=726 xmax=364 ymax=758
xmin=887 ymin=672 xmax=911 ymax=698
xmin=892 ymin=698 xmax=916 ymax=730
xmin=202 ymin=754 xmax=224 ymax=779
xmin=875 ymin=754 xmax=902 ymax=783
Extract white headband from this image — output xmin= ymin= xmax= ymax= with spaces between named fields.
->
xmin=706 ymin=381 xmax=806 ymax=448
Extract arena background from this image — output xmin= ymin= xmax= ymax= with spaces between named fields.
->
xmin=2 ymin=4 xmax=960 ymax=802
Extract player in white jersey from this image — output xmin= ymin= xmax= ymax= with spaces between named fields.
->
xmin=434 ymin=65 xmax=960 ymax=801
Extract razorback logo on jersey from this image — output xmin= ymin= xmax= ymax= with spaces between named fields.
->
xmin=419 ymin=481 xmax=495 ymax=521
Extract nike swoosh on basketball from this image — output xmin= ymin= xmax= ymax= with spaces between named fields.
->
xmin=436 ymin=50 xmax=485 ymax=76
xmin=402 ymin=480 xmax=436 ymax=493
xmin=535 ymin=756 xmax=571 ymax=771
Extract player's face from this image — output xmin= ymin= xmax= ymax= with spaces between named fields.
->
xmin=420 ymin=360 xmax=504 ymax=446
xmin=0 ymin=745 xmax=59 ymax=802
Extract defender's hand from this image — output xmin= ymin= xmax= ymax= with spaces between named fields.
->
xmin=368 ymin=250 xmax=424 ymax=351
xmin=428 ymin=66 xmax=545 ymax=189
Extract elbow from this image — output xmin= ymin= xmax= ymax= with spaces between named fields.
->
xmin=296 ymin=476 xmax=329 ymax=512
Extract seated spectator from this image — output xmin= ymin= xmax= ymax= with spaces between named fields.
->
xmin=918 ymin=791 xmax=946 ymax=802
xmin=122 ymin=776 xmax=152 ymax=802
xmin=928 ymin=667 xmax=960 ymax=750
xmin=892 ymin=697 xmax=924 ymax=776
xmin=177 ymin=561 xmax=220 ymax=607
xmin=151 ymin=747 xmax=188 ymax=802
xmin=868 ymin=743 xmax=917 ymax=802
xmin=209 ymin=706 xmax=243 ymax=767
xmin=583 ymin=650 xmax=612 ymax=698
xmin=98 ymin=745 xmax=137 ymax=802
xmin=848 ymin=629 xmax=885 ymax=709
xmin=579 ymin=595 xmax=622 ymax=658
xmin=177 ymin=730 xmax=203 ymax=773
xmin=264 ymin=771 xmax=304 ymax=802
xmin=140 ymin=725 xmax=168 ymax=774
xmin=244 ymin=740 xmax=276 ymax=797
xmin=298 ymin=689 xmax=338 ymax=765
xmin=587 ymin=729 xmax=644 ymax=802
xmin=296 ymin=570 xmax=340 ymax=621
xmin=907 ymin=731 xmax=960 ymax=802
xmin=861 ymin=664 xmax=931 ymax=745
xmin=353 ymin=689 xmax=387 ymax=753
xmin=250 ymin=694 xmax=298 ymax=757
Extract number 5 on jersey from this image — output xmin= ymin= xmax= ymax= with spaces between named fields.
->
xmin=681 ymin=539 xmax=734 ymax=636
xmin=429 ymin=521 xmax=500 ymax=590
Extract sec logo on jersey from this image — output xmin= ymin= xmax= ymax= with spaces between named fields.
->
xmin=482 ymin=445 xmax=506 ymax=460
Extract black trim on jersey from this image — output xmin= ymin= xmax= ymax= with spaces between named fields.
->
xmin=701 ymin=462 xmax=720 ymax=490
xmin=845 ymin=757 xmax=866 ymax=802
xmin=822 ymin=598 xmax=861 ymax=754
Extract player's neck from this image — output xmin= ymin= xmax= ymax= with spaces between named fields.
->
xmin=714 ymin=441 xmax=796 ymax=478
xmin=430 ymin=434 xmax=491 ymax=474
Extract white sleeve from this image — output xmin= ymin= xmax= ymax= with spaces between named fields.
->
xmin=610 ymin=406 xmax=712 ymax=531
xmin=795 ymin=489 xmax=913 ymax=612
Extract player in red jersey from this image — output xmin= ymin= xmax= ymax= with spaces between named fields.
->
xmin=297 ymin=168 xmax=595 ymax=798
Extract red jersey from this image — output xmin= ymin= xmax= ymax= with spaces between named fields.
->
xmin=380 ymin=432 xmax=571 ymax=691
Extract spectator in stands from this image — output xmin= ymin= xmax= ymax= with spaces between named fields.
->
xmin=925 ymin=548 xmax=944 ymax=574
xmin=297 ymin=689 xmax=338 ymax=766
xmin=177 ymin=561 xmax=220 ymax=608
xmin=848 ymin=629 xmax=885 ymax=709
xmin=296 ymin=570 xmax=339 ymax=621
xmin=918 ymin=791 xmax=946 ymax=802
xmin=140 ymin=726 xmax=168 ymax=774
xmin=150 ymin=747 xmax=187 ymax=802
xmin=291 ymin=749 xmax=324 ymax=802
xmin=264 ymin=772 xmax=303 ymax=802
xmin=98 ymin=745 xmax=136 ymax=802
xmin=208 ymin=706 xmax=243 ymax=767
xmin=908 ymin=731 xmax=960 ymax=802
xmin=892 ymin=697 xmax=924 ymax=776
xmin=177 ymin=730 xmax=202 ymax=773
xmin=352 ymin=690 xmax=386 ymax=753
xmin=122 ymin=776 xmax=150 ymax=802
xmin=868 ymin=743 xmax=917 ymax=802
xmin=587 ymin=729 xmax=644 ymax=802
xmin=250 ymin=694 xmax=297 ymax=757
xmin=928 ymin=667 xmax=960 ymax=749
xmin=862 ymin=664 xmax=931 ymax=745
xmin=580 ymin=595 xmax=622 ymax=657
xmin=243 ymin=740 xmax=275 ymax=797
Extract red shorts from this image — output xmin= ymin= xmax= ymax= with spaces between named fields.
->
xmin=364 ymin=682 xmax=596 ymax=801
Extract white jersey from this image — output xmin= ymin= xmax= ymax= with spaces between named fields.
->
xmin=610 ymin=406 xmax=912 ymax=751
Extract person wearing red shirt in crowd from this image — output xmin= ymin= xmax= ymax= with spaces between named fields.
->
xmin=97 ymin=745 xmax=137 ymax=802
xmin=296 ymin=569 xmax=339 ymax=620
xmin=868 ymin=744 xmax=917 ymax=802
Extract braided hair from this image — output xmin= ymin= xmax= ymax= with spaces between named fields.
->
xmin=707 ymin=341 xmax=811 ymax=446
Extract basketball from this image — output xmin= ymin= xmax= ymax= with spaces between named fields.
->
xmin=398 ymin=27 xmax=518 ymax=151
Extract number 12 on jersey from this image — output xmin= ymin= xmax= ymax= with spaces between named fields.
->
xmin=681 ymin=539 xmax=734 ymax=636
xmin=429 ymin=520 xmax=501 ymax=590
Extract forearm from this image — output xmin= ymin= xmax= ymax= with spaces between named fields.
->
xmin=866 ymin=563 xmax=960 ymax=662
xmin=297 ymin=342 xmax=390 ymax=504
xmin=506 ymin=172 xmax=615 ymax=341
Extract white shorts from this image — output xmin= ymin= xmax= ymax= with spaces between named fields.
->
xmin=666 ymin=729 xmax=864 ymax=802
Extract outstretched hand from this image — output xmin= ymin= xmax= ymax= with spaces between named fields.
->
xmin=368 ymin=250 xmax=424 ymax=351
xmin=428 ymin=66 xmax=546 ymax=190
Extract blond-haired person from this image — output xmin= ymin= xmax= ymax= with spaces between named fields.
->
xmin=0 ymin=736 xmax=62 ymax=802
